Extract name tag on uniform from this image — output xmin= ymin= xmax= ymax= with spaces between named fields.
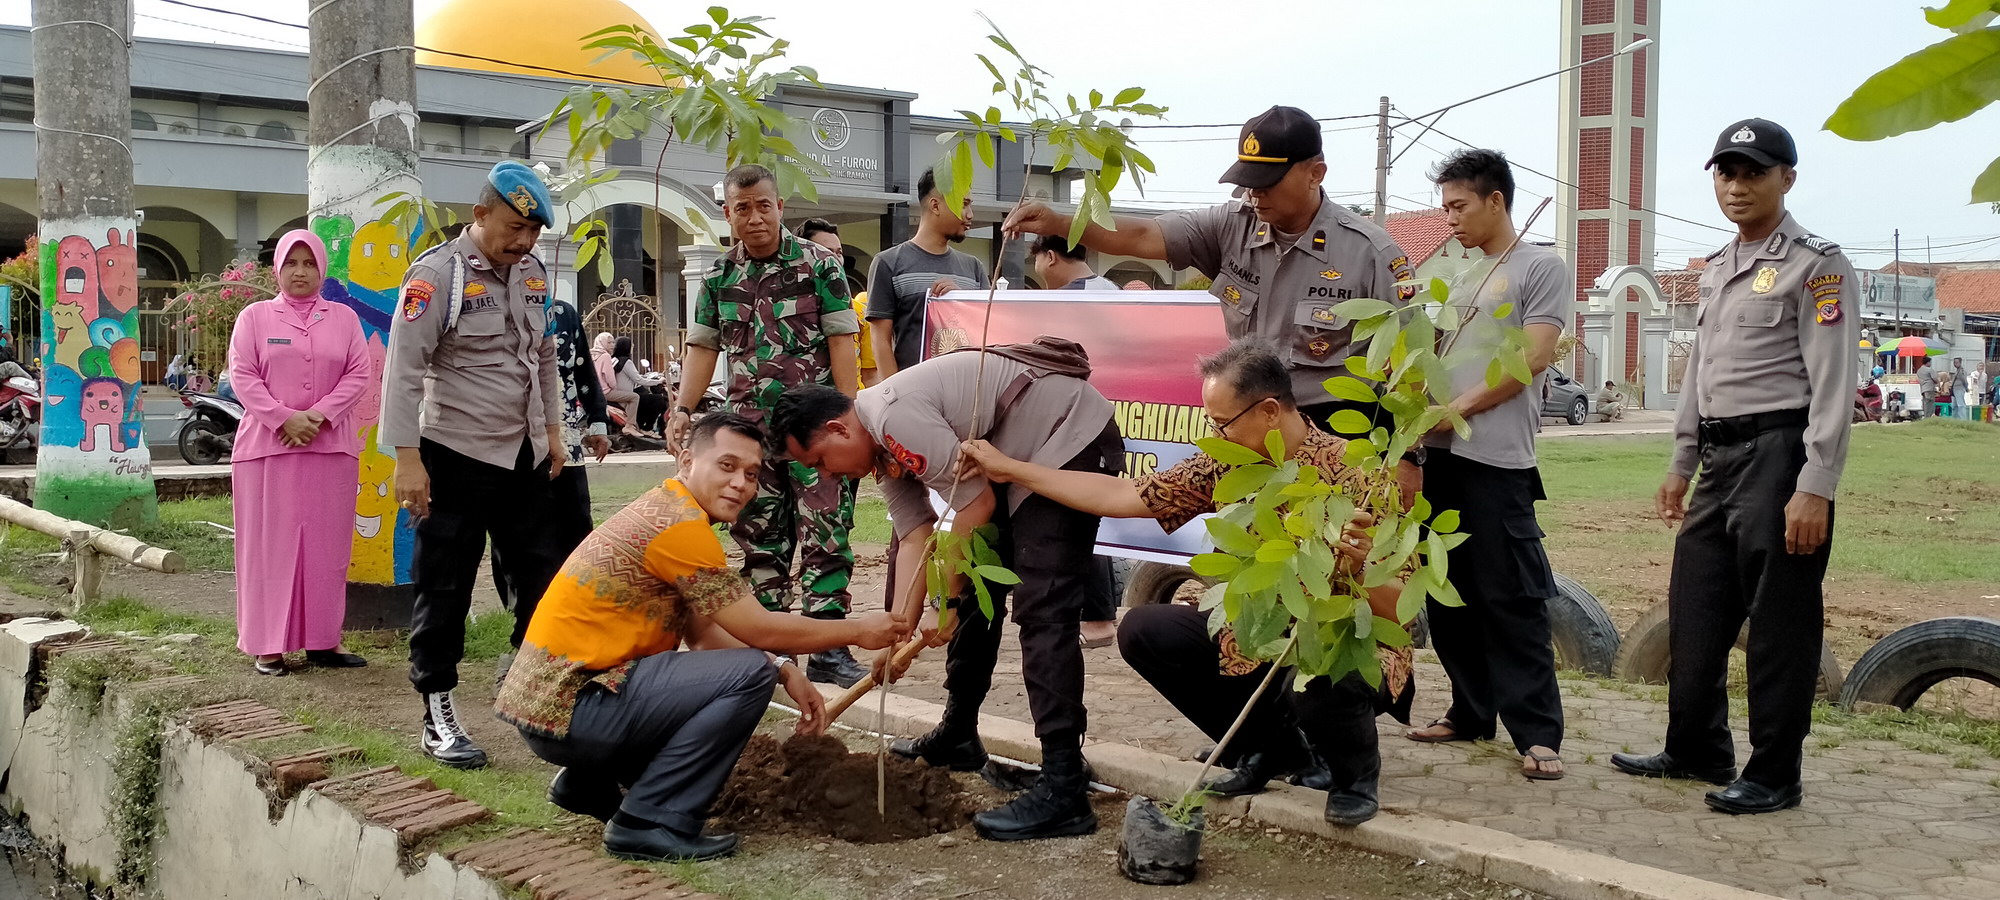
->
xmin=266 ymin=338 xmax=292 ymax=345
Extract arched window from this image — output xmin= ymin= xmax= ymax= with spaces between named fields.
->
xmin=131 ymin=110 xmax=157 ymax=132
xmin=223 ymin=125 xmax=247 ymax=139
xmin=256 ymin=120 xmax=294 ymax=142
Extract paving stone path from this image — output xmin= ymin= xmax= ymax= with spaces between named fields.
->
xmin=889 ymin=622 xmax=2000 ymax=900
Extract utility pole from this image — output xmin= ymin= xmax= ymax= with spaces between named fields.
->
xmin=308 ymin=0 xmax=422 ymax=622
xmin=1373 ymin=96 xmax=1390 ymax=227
xmin=1893 ymin=228 xmax=1902 ymax=332
xmin=32 ymin=0 xmax=158 ymax=527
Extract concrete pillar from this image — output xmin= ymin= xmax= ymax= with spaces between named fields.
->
xmin=680 ymin=242 xmax=723 ymax=334
xmin=233 ymin=193 xmax=260 ymax=262
xmin=308 ymin=0 xmax=421 ymax=613
xmin=32 ymin=0 xmax=159 ymax=527
xmin=1576 ymin=308 xmax=1614 ymax=388
xmin=1642 ymin=315 xmax=1675 ymax=409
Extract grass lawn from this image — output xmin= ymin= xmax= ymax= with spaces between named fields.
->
xmin=1537 ymin=419 xmax=2000 ymax=584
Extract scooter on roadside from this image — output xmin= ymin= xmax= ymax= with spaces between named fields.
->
xmin=0 ymin=373 xmax=42 ymax=459
xmin=176 ymin=390 xmax=243 ymax=465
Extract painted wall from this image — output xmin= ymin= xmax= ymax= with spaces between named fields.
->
xmin=33 ymin=217 xmax=158 ymax=527
xmin=310 ymin=144 xmax=419 ymax=586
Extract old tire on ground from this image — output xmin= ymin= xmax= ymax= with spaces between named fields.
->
xmin=1838 ymin=616 xmax=2000 ymax=711
xmin=1612 ymin=602 xmax=1845 ymax=700
xmin=1121 ymin=561 xmax=1210 ymax=609
xmin=1401 ymin=573 xmax=1618 ymax=674
xmin=1548 ymin=573 xmax=1622 ymax=675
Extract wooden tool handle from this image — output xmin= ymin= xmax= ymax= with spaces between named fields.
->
xmin=826 ymin=640 xmax=927 ymax=722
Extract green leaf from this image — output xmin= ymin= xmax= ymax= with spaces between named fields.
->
xmin=1408 ymin=492 xmax=1432 ymax=523
xmin=1199 ymin=582 xmax=1229 ymax=611
xmin=1975 ymin=154 xmax=2000 ymax=203
xmin=1925 ymin=0 xmax=2000 ymax=31
xmin=1253 ymin=505 xmax=1285 ymax=542
xmin=1114 ymin=86 xmax=1145 ymax=105
xmin=1215 ymin=465 xmax=1276 ymax=503
xmin=1433 ymin=509 xmax=1461 ymax=533
xmin=1190 ymin=552 xmax=1240 ymax=578
xmin=1427 ymin=572 xmax=1465 ymax=607
xmin=1492 ymin=301 xmax=1515 ymax=319
xmin=1372 ymin=617 xmax=1412 ymax=647
xmin=1196 ymin=436 xmax=1266 ymax=466
xmin=1824 ymin=28 xmax=2000 ymax=141
xmin=1327 ymin=409 xmax=1374 ymax=435
xmin=1262 ymin=427 xmax=1286 ymax=463
xmin=1256 ymin=541 xmax=1296 ymax=564
xmin=1323 ymin=376 xmax=1378 ymax=403
xmin=1429 ymin=277 xmax=1451 ymax=302
xmin=974 ymin=564 xmax=1021 ymax=585
xmin=1205 ymin=517 xmax=1261 ymax=556
xmin=1234 ymin=560 xmax=1283 ymax=593
xmin=1278 ymin=576 xmax=1310 ymax=620
xmin=1352 ymin=599 xmax=1372 ymax=640
xmin=1397 ymin=570 xmax=1430 ymax=624
xmin=1284 ymin=513 xmax=1315 ymax=539
xmin=1330 ymin=298 xmax=1396 ymax=320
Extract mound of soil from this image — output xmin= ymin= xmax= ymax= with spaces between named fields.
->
xmin=712 ymin=734 xmax=975 ymax=843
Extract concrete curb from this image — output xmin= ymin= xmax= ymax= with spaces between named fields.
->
xmin=804 ymin=684 xmax=1781 ymax=900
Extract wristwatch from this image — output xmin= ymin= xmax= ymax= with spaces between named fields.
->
xmin=674 ymin=405 xmax=695 ymax=417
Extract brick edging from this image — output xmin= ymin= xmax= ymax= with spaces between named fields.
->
xmin=800 ymin=685 xmax=1783 ymax=900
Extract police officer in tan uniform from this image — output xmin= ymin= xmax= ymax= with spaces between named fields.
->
xmin=1612 ymin=119 xmax=1857 ymax=815
xmin=1002 ymin=106 xmax=1416 ymax=425
xmin=381 ymin=161 xmax=568 ymax=769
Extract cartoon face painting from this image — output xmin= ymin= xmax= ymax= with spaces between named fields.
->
xmin=77 ymin=377 xmax=127 ymax=453
xmin=96 ymin=228 xmax=138 ymax=316
xmin=352 ymin=333 xmax=387 ymax=426
xmin=349 ymin=444 xmax=399 ymax=582
xmin=348 ymin=218 xmax=407 ymax=293
xmin=55 ymin=236 xmax=98 ymax=310
xmin=47 ymin=301 xmax=89 ymax=370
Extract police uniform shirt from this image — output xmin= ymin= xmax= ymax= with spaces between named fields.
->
xmin=1423 ymin=243 xmax=1573 ymax=469
xmin=1157 ymin=193 xmax=1415 ymax=403
xmin=379 ymin=231 xmax=564 ymax=468
xmin=854 ymin=352 xmax=1114 ymax=540
xmin=1669 ymin=213 xmax=1858 ymax=499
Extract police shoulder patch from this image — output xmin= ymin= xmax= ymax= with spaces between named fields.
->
xmin=1794 ymin=234 xmax=1840 ymax=257
xmin=402 ymin=279 xmax=434 ymax=321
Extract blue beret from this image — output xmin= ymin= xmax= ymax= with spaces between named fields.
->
xmin=489 ymin=161 xmax=553 ymax=228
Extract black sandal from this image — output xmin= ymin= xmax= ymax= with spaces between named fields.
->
xmin=1407 ymin=718 xmax=1471 ymax=743
xmin=253 ymin=657 xmax=288 ymax=677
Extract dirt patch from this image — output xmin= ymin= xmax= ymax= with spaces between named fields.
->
xmin=711 ymin=734 xmax=975 ymax=843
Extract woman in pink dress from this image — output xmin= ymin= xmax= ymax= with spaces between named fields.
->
xmin=229 ymin=229 xmax=373 ymax=676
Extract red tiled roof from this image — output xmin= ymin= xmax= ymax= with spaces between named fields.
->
xmin=1383 ymin=209 xmax=1456 ymax=263
xmin=1937 ymin=268 xmax=2000 ymax=313
xmin=1656 ymin=269 xmax=1700 ymax=305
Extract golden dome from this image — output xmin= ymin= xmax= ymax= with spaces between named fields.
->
xmin=415 ymin=0 xmax=664 ymax=85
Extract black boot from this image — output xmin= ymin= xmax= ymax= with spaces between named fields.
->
xmin=806 ymin=646 xmax=868 ymax=689
xmin=891 ymin=696 xmax=988 ymax=771
xmin=972 ymin=743 xmax=1097 ymax=841
xmin=1203 ymin=748 xmax=1305 ymax=798
xmin=1323 ymin=747 xmax=1381 ymax=827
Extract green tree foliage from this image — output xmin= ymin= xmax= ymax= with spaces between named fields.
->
xmin=1825 ymin=2 xmax=2000 ymax=202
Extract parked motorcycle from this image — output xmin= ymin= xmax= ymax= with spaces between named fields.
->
xmin=0 ymin=374 xmax=42 ymax=459
xmin=176 ymin=391 xmax=243 ymax=465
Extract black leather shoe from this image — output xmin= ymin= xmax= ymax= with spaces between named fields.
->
xmin=1609 ymin=751 xmax=1737 ymax=786
xmin=1286 ymin=753 xmax=1334 ymax=791
xmin=1202 ymin=751 xmax=1298 ymax=798
xmin=253 ymin=657 xmax=287 ymax=677
xmin=548 ymin=768 xmax=620 ymax=822
xmin=602 ymin=820 xmax=739 ymax=862
xmin=306 ymin=650 xmax=369 ymax=668
xmin=806 ymin=647 xmax=867 ymax=689
xmin=1705 ymin=780 xmax=1802 ymax=815
xmin=1325 ymin=784 xmax=1380 ymax=827
xmin=890 ymin=724 xmax=988 ymax=771
xmin=972 ymin=746 xmax=1097 ymax=841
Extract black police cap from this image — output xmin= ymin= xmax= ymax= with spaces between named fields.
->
xmin=1220 ymin=106 xmax=1323 ymax=189
xmin=1705 ymin=118 xmax=1797 ymax=170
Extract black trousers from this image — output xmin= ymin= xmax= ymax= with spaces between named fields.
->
xmin=1080 ymin=557 xmax=1118 ymax=623
xmin=937 ymin=421 xmax=1120 ymax=748
xmin=1422 ymin=449 xmax=1564 ymax=753
xmin=1118 ymin=604 xmax=1391 ymax=790
xmin=492 ymin=461 xmax=593 ymax=612
xmin=408 ymin=439 xmax=565 ymax=695
xmin=1665 ymin=423 xmax=1831 ymax=788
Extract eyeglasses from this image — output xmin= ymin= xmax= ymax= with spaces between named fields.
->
xmin=1209 ymin=397 xmax=1275 ymax=435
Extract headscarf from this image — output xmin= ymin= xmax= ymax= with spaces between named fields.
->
xmin=166 ymin=354 xmax=185 ymax=376
xmin=272 ymin=229 xmax=329 ymax=304
xmin=592 ymin=332 xmax=618 ymax=390
xmin=613 ymin=336 xmax=634 ymax=375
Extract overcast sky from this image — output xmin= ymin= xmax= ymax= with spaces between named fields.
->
xmin=4 ymin=0 xmax=1996 ymax=271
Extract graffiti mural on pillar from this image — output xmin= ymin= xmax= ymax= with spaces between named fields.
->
xmin=35 ymin=220 xmax=157 ymax=527
xmin=312 ymin=210 xmax=416 ymax=584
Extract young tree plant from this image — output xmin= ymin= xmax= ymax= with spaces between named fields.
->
xmin=1825 ymin=1 xmax=2000 ymax=202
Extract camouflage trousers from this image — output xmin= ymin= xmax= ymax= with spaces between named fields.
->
xmin=730 ymin=456 xmax=855 ymax=616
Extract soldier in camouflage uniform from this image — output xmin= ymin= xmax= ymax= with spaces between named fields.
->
xmin=671 ymin=164 xmax=867 ymax=687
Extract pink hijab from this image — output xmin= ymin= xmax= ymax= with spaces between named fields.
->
xmin=273 ymin=229 xmax=329 ymax=305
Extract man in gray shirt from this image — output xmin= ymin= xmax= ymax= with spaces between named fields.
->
xmin=1403 ymin=150 xmax=1570 ymax=781
xmin=867 ymin=167 xmax=988 ymax=376
xmin=1916 ymin=360 xmax=1935 ymax=419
